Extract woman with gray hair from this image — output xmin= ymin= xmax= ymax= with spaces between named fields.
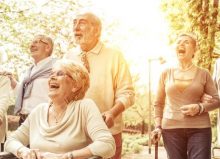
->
xmin=5 ymin=59 xmax=116 ymax=159
xmin=152 ymin=33 xmax=220 ymax=159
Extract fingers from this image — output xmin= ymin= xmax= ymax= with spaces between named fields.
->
xmin=180 ymin=104 xmax=199 ymax=116
xmin=34 ymin=149 xmax=43 ymax=159
xmin=151 ymin=129 xmax=162 ymax=144
xmin=102 ymin=112 xmax=114 ymax=128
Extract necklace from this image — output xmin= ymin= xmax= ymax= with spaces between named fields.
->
xmin=178 ymin=64 xmax=194 ymax=72
xmin=50 ymin=104 xmax=67 ymax=124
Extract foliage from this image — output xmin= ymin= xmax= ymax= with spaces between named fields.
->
xmin=122 ymin=133 xmax=146 ymax=155
xmin=161 ymin=0 xmax=220 ymax=70
xmin=122 ymin=133 xmax=164 ymax=156
xmin=0 ymin=0 xmax=83 ymax=77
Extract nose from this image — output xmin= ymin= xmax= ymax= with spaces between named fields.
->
xmin=49 ymin=73 xmax=57 ymax=80
xmin=73 ymin=22 xmax=80 ymax=32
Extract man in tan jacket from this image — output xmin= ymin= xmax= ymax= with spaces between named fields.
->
xmin=65 ymin=12 xmax=135 ymax=159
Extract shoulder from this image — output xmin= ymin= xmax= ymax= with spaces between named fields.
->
xmin=29 ymin=103 xmax=48 ymax=116
xmin=77 ymin=98 xmax=100 ymax=112
xmin=196 ymin=66 xmax=210 ymax=74
xmin=102 ymin=43 xmax=123 ymax=56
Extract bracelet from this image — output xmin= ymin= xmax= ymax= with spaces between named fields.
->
xmin=198 ymin=103 xmax=205 ymax=115
xmin=68 ymin=152 xmax=74 ymax=159
xmin=196 ymin=103 xmax=201 ymax=115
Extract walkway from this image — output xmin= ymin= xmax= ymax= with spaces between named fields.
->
xmin=123 ymin=146 xmax=220 ymax=159
xmin=123 ymin=146 xmax=167 ymax=159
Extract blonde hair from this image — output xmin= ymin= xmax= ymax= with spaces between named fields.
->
xmin=54 ymin=59 xmax=90 ymax=101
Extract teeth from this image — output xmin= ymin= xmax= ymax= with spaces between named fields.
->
xmin=50 ymin=84 xmax=59 ymax=89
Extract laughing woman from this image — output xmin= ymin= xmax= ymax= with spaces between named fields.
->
xmin=5 ymin=59 xmax=115 ymax=159
xmin=152 ymin=33 xmax=220 ymax=159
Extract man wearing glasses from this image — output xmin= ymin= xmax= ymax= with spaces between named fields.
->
xmin=5 ymin=35 xmax=56 ymax=125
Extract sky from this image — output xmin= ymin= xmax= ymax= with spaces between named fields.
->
xmin=84 ymin=0 xmax=173 ymax=92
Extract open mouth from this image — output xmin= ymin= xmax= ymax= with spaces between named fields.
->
xmin=49 ymin=83 xmax=60 ymax=89
xmin=178 ymin=48 xmax=185 ymax=55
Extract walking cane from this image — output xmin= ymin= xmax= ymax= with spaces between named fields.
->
xmin=154 ymin=134 xmax=158 ymax=159
xmin=155 ymin=139 xmax=158 ymax=159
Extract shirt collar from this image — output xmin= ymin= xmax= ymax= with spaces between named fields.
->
xmin=34 ymin=56 xmax=52 ymax=67
xmin=80 ymin=41 xmax=103 ymax=55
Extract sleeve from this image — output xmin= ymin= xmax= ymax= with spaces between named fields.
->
xmin=83 ymin=99 xmax=116 ymax=158
xmin=153 ymin=69 xmax=168 ymax=118
xmin=0 ymin=76 xmax=12 ymax=120
xmin=203 ymin=70 xmax=220 ymax=111
xmin=213 ymin=59 xmax=219 ymax=90
xmin=4 ymin=115 xmax=30 ymax=156
xmin=113 ymin=51 xmax=135 ymax=109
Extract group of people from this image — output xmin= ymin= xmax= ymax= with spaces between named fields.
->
xmin=0 ymin=12 xmax=135 ymax=159
xmin=0 ymin=12 xmax=220 ymax=159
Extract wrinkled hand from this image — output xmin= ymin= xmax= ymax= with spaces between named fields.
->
xmin=102 ymin=111 xmax=115 ymax=128
xmin=0 ymin=71 xmax=17 ymax=88
xmin=201 ymin=94 xmax=213 ymax=103
xmin=36 ymin=151 xmax=63 ymax=159
xmin=180 ymin=104 xmax=199 ymax=116
xmin=18 ymin=148 xmax=64 ymax=159
xmin=151 ymin=128 xmax=162 ymax=144
xmin=7 ymin=115 xmax=20 ymax=124
xmin=18 ymin=147 xmax=38 ymax=159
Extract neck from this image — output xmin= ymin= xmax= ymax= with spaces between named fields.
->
xmin=33 ymin=55 xmax=49 ymax=64
xmin=81 ymin=39 xmax=99 ymax=52
xmin=178 ymin=62 xmax=193 ymax=71
xmin=51 ymin=100 xmax=68 ymax=112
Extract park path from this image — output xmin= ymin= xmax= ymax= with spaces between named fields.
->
xmin=122 ymin=146 xmax=167 ymax=159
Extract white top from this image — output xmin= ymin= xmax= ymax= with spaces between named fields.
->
xmin=0 ymin=76 xmax=13 ymax=143
xmin=5 ymin=99 xmax=116 ymax=158
xmin=15 ymin=57 xmax=53 ymax=114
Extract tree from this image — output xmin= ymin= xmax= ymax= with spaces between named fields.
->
xmin=161 ymin=0 xmax=219 ymax=70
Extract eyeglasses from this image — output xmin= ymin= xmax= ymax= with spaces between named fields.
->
xmin=50 ymin=70 xmax=72 ymax=79
xmin=32 ymin=39 xmax=49 ymax=45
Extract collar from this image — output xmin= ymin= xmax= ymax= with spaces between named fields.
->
xmin=80 ymin=41 xmax=103 ymax=55
xmin=34 ymin=56 xmax=52 ymax=67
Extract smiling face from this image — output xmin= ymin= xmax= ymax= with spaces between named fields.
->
xmin=48 ymin=60 xmax=90 ymax=103
xmin=48 ymin=65 xmax=76 ymax=102
xmin=73 ymin=13 xmax=101 ymax=51
xmin=29 ymin=35 xmax=53 ymax=63
xmin=175 ymin=35 xmax=197 ymax=62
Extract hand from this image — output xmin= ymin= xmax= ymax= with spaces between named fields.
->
xmin=102 ymin=111 xmax=115 ymax=128
xmin=8 ymin=115 xmax=20 ymax=124
xmin=201 ymin=94 xmax=213 ymax=103
xmin=36 ymin=151 xmax=63 ymax=159
xmin=180 ymin=104 xmax=199 ymax=116
xmin=17 ymin=147 xmax=38 ymax=159
xmin=0 ymin=71 xmax=17 ymax=89
xmin=151 ymin=127 xmax=162 ymax=144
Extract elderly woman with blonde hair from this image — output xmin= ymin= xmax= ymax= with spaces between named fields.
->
xmin=5 ymin=59 xmax=116 ymax=159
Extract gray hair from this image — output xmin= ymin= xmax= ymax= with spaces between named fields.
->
xmin=178 ymin=33 xmax=198 ymax=51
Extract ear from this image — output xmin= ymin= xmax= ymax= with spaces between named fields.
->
xmin=45 ymin=45 xmax=51 ymax=55
xmin=71 ymin=87 xmax=79 ymax=93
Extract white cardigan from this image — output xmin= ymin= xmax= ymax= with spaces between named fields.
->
xmin=0 ymin=76 xmax=13 ymax=146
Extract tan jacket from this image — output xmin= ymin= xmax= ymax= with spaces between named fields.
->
xmin=64 ymin=42 xmax=135 ymax=134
